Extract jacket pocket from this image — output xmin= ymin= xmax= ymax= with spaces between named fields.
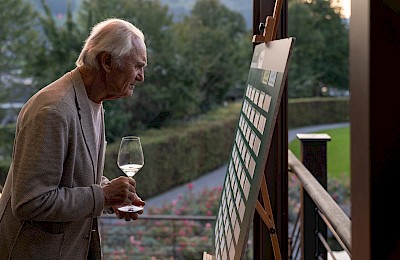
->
xmin=10 ymin=221 xmax=65 ymax=259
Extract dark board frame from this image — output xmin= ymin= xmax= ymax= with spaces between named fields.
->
xmin=213 ymin=37 xmax=295 ymax=260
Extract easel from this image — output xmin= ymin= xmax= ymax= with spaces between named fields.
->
xmin=203 ymin=0 xmax=284 ymax=258
xmin=252 ymin=0 xmax=283 ymax=43
xmin=252 ymin=0 xmax=284 ymax=258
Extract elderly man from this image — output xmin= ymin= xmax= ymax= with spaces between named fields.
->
xmin=0 ymin=18 xmax=147 ymax=259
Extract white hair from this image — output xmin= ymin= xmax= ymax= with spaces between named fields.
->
xmin=76 ymin=18 xmax=145 ymax=70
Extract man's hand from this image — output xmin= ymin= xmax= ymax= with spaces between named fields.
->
xmin=102 ymin=176 xmax=145 ymax=221
xmin=113 ymin=192 xmax=145 ymax=221
xmin=102 ymin=176 xmax=139 ymax=207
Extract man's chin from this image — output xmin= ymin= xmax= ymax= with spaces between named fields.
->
xmin=105 ymin=92 xmax=133 ymax=101
xmin=126 ymin=89 xmax=134 ymax=96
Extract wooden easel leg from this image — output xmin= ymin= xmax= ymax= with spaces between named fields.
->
xmin=255 ymin=175 xmax=282 ymax=260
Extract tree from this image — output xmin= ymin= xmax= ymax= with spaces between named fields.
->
xmin=0 ymin=0 xmax=40 ymax=103
xmin=288 ymin=0 xmax=349 ymax=97
xmin=77 ymin=0 xmax=178 ymax=138
xmin=25 ymin=0 xmax=83 ymax=90
xmin=77 ymin=0 xmax=251 ymax=141
xmin=173 ymin=0 xmax=252 ymax=112
xmin=20 ymin=0 xmax=251 ymax=141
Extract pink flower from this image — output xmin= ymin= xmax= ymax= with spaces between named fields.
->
xmin=187 ymin=183 xmax=194 ymax=190
xmin=130 ymin=235 xmax=135 ymax=244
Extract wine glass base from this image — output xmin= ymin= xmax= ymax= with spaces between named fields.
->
xmin=117 ymin=205 xmax=144 ymax=213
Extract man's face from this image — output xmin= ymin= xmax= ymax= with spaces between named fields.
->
xmin=105 ymin=38 xmax=147 ymax=100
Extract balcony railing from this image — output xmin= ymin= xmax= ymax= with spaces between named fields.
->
xmin=288 ymin=134 xmax=351 ymax=260
xmin=98 ymin=133 xmax=351 ymax=260
xmin=99 ymin=214 xmax=254 ymax=259
xmin=99 ymin=215 xmax=217 ymax=259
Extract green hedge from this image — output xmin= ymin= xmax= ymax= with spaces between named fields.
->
xmin=0 ymin=124 xmax=15 ymax=159
xmin=0 ymin=97 xmax=349 ymax=196
xmin=0 ymin=125 xmax=15 ymax=186
xmin=0 ymin=160 xmax=10 ymax=190
xmin=103 ymin=103 xmax=241 ymax=199
xmin=288 ymin=97 xmax=349 ymax=128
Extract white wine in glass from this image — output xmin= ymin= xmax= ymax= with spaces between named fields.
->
xmin=117 ymin=136 xmax=144 ymax=213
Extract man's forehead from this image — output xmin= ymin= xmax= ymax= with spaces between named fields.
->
xmin=133 ymin=52 xmax=147 ymax=65
xmin=131 ymin=39 xmax=147 ymax=62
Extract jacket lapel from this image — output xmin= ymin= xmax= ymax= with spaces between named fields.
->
xmin=97 ymin=108 xmax=106 ymax=183
xmin=70 ymin=68 xmax=97 ymax=183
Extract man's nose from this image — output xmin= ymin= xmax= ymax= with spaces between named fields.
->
xmin=136 ymin=68 xmax=144 ymax=82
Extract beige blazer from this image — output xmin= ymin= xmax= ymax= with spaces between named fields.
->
xmin=0 ymin=68 xmax=108 ymax=259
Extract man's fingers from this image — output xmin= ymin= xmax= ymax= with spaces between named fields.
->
xmin=132 ymin=193 xmax=145 ymax=206
xmin=129 ymin=178 xmax=136 ymax=187
xmin=104 ymin=176 xmax=141 ymax=208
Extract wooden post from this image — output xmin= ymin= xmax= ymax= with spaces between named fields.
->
xmin=253 ymin=0 xmax=288 ymax=259
xmin=298 ymin=133 xmax=331 ymax=260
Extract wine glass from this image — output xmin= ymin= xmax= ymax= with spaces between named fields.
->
xmin=117 ymin=136 xmax=144 ymax=213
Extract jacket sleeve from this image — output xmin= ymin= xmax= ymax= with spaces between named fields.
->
xmin=11 ymin=107 xmax=104 ymax=221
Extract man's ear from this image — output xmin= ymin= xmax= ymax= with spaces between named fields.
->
xmin=99 ymin=52 xmax=112 ymax=73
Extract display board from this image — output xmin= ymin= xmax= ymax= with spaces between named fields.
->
xmin=213 ymin=37 xmax=295 ymax=260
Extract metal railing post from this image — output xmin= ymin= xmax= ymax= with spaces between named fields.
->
xmin=297 ymin=133 xmax=331 ymax=260
xmin=172 ymin=219 xmax=176 ymax=258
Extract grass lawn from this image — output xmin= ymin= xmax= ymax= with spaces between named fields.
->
xmin=289 ymin=126 xmax=350 ymax=181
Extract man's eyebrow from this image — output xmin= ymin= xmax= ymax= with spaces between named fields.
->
xmin=137 ymin=61 xmax=147 ymax=67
